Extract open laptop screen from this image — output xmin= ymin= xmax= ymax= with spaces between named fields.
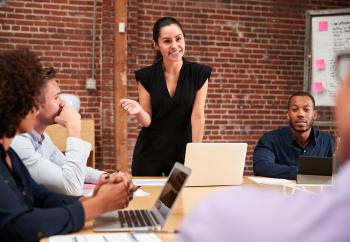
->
xmin=298 ymin=156 xmax=333 ymax=176
xmin=154 ymin=164 xmax=189 ymax=220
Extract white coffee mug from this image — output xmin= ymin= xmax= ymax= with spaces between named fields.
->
xmin=60 ymin=93 xmax=80 ymax=112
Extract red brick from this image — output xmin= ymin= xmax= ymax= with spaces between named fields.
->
xmin=1 ymin=0 xmax=349 ymax=173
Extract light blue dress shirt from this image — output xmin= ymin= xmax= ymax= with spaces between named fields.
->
xmin=11 ymin=130 xmax=103 ymax=195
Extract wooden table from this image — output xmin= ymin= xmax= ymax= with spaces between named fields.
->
xmin=42 ymin=177 xmax=287 ymax=242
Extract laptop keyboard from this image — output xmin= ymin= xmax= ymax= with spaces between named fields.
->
xmin=118 ymin=210 xmax=157 ymax=228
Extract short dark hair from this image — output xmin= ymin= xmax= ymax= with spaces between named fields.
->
xmin=152 ymin=16 xmax=185 ymax=63
xmin=37 ymin=66 xmax=57 ymax=103
xmin=43 ymin=66 xmax=56 ymax=80
xmin=0 ymin=48 xmax=46 ymax=138
xmin=287 ymin=91 xmax=316 ymax=109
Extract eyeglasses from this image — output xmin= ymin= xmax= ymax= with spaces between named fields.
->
xmin=336 ymin=52 xmax=350 ymax=82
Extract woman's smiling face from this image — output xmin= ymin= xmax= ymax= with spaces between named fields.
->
xmin=154 ymin=23 xmax=185 ymax=63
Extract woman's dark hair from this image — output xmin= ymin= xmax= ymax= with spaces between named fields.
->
xmin=152 ymin=17 xmax=185 ymax=63
xmin=0 ymin=48 xmax=47 ymax=138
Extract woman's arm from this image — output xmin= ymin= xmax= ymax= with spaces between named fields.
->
xmin=137 ymin=82 xmax=152 ymax=127
xmin=120 ymin=83 xmax=152 ymax=127
xmin=191 ymin=79 xmax=208 ymax=142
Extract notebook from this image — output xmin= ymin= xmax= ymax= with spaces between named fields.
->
xmin=184 ymin=143 xmax=247 ymax=186
xmin=93 ymin=162 xmax=191 ymax=232
xmin=297 ymin=156 xmax=333 ymax=184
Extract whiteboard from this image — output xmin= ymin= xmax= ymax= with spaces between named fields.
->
xmin=304 ymin=9 xmax=350 ymax=106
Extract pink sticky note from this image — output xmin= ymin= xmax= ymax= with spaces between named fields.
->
xmin=313 ymin=82 xmax=325 ymax=93
xmin=315 ymin=59 xmax=325 ymax=70
xmin=318 ymin=21 xmax=328 ymax=31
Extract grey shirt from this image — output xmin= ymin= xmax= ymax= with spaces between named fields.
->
xmin=11 ymin=130 xmax=103 ymax=195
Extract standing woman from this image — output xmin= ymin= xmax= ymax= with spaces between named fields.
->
xmin=120 ymin=17 xmax=212 ymax=176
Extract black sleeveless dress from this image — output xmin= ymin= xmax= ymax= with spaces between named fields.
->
xmin=132 ymin=59 xmax=212 ymax=176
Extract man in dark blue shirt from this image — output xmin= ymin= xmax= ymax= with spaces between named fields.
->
xmin=253 ymin=92 xmax=334 ymax=180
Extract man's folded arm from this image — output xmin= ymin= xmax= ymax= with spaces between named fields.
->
xmin=253 ymin=139 xmax=297 ymax=179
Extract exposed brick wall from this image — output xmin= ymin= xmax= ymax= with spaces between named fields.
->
xmin=1 ymin=0 xmax=349 ymax=174
xmin=98 ymin=0 xmax=116 ymax=170
xmin=0 ymin=0 xmax=115 ymax=170
xmin=126 ymin=0 xmax=350 ymax=175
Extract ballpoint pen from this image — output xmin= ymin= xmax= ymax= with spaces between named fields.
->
xmin=130 ymin=232 xmax=140 ymax=242
xmin=102 ymin=235 xmax=109 ymax=242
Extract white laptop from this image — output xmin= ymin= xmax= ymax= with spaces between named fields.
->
xmin=184 ymin=143 xmax=247 ymax=186
xmin=93 ymin=162 xmax=191 ymax=232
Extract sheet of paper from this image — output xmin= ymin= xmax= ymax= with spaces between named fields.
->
xmin=83 ymin=189 xmax=94 ymax=197
xmin=134 ymin=188 xmax=150 ymax=197
xmin=318 ymin=20 xmax=328 ymax=31
xmin=83 ymin=187 xmax=149 ymax=197
xmin=247 ymin=176 xmax=295 ymax=185
xmin=315 ymin=58 xmax=325 ymax=70
xmin=82 ymin=184 xmax=95 ymax=196
xmin=133 ymin=178 xmax=167 ymax=186
xmin=49 ymin=232 xmax=162 ymax=242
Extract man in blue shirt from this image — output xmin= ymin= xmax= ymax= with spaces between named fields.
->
xmin=253 ymin=92 xmax=334 ymax=179
xmin=177 ymin=53 xmax=350 ymax=242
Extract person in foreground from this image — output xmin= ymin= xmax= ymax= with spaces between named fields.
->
xmin=177 ymin=53 xmax=350 ymax=242
xmin=253 ymin=91 xmax=334 ymax=179
xmin=0 ymin=48 xmax=131 ymax=242
xmin=11 ymin=67 xmax=131 ymax=195
xmin=120 ymin=17 xmax=212 ymax=176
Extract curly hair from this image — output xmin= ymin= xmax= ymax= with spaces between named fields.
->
xmin=0 ymin=48 xmax=46 ymax=138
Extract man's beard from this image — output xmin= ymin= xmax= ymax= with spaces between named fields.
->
xmin=289 ymin=119 xmax=313 ymax=133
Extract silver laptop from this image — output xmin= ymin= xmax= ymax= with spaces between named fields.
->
xmin=297 ymin=156 xmax=333 ymax=184
xmin=184 ymin=143 xmax=247 ymax=186
xmin=93 ymin=162 xmax=191 ymax=231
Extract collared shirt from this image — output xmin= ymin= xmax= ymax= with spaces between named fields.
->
xmin=253 ymin=127 xmax=334 ymax=179
xmin=11 ymin=130 xmax=104 ymax=195
xmin=177 ymin=161 xmax=350 ymax=242
xmin=0 ymin=144 xmax=84 ymax=242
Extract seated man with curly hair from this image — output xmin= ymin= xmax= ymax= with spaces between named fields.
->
xmin=11 ymin=67 xmax=111 ymax=195
xmin=0 ymin=48 xmax=131 ymax=242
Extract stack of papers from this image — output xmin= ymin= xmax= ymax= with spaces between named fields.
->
xmin=82 ymin=184 xmax=150 ymax=197
xmin=49 ymin=232 xmax=162 ymax=242
xmin=134 ymin=189 xmax=150 ymax=197
xmin=247 ymin=176 xmax=295 ymax=185
xmin=133 ymin=178 xmax=167 ymax=187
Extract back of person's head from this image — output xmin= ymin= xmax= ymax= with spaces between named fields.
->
xmin=152 ymin=16 xmax=185 ymax=63
xmin=287 ymin=91 xmax=316 ymax=109
xmin=0 ymin=48 xmax=46 ymax=138
xmin=335 ymin=52 xmax=350 ymax=164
